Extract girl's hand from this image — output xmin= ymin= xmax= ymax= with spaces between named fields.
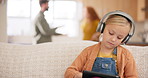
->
xmin=74 ymin=73 xmax=82 ymax=78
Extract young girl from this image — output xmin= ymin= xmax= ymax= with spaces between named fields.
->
xmin=64 ymin=11 xmax=138 ymax=78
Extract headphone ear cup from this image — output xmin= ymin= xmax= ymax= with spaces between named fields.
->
xmin=101 ymin=23 xmax=105 ymax=33
xmin=122 ymin=34 xmax=131 ymax=44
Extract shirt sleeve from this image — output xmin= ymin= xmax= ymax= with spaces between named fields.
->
xmin=36 ymin=16 xmax=56 ymax=36
xmin=64 ymin=47 xmax=91 ymax=78
xmin=124 ymin=52 xmax=138 ymax=78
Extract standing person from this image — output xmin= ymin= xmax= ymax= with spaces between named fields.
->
xmin=65 ymin=11 xmax=138 ymax=78
xmin=33 ymin=0 xmax=59 ymax=44
xmin=81 ymin=6 xmax=101 ymax=41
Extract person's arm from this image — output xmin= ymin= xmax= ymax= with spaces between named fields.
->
xmin=64 ymin=47 xmax=91 ymax=78
xmin=36 ymin=17 xmax=56 ymax=36
xmin=124 ymin=52 xmax=138 ymax=78
xmin=91 ymin=32 xmax=101 ymax=42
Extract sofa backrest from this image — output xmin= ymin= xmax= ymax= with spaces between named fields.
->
xmin=122 ymin=45 xmax=148 ymax=78
xmin=0 ymin=41 xmax=147 ymax=78
xmin=0 ymin=41 xmax=97 ymax=78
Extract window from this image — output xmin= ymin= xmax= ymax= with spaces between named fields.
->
xmin=45 ymin=0 xmax=79 ymax=37
xmin=7 ymin=0 xmax=31 ymax=36
xmin=7 ymin=0 xmax=82 ymax=37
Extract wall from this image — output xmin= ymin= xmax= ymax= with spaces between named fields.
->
xmin=0 ymin=0 xmax=7 ymax=42
xmin=79 ymin=0 xmax=145 ymax=22
xmin=145 ymin=0 xmax=148 ymax=19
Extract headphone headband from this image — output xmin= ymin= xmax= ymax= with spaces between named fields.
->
xmin=96 ymin=10 xmax=135 ymax=44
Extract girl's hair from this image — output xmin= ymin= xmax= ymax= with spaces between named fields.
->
xmin=105 ymin=15 xmax=132 ymax=28
xmin=85 ymin=6 xmax=100 ymax=21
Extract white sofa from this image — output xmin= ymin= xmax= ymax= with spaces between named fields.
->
xmin=0 ymin=41 xmax=147 ymax=78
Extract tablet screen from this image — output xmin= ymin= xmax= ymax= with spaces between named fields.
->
xmin=82 ymin=70 xmax=120 ymax=78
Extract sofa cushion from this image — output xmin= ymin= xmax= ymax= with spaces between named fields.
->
xmin=0 ymin=41 xmax=147 ymax=78
xmin=0 ymin=41 xmax=97 ymax=78
xmin=122 ymin=45 xmax=148 ymax=78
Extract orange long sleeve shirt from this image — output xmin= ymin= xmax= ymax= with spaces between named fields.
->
xmin=64 ymin=42 xmax=138 ymax=78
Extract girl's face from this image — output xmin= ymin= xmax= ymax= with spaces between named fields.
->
xmin=101 ymin=24 xmax=130 ymax=49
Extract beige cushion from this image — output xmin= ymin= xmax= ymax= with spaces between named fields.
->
xmin=0 ymin=41 xmax=96 ymax=78
xmin=122 ymin=45 xmax=148 ymax=78
xmin=0 ymin=41 xmax=147 ymax=78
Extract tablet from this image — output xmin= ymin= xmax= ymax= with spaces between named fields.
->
xmin=82 ymin=70 xmax=120 ymax=78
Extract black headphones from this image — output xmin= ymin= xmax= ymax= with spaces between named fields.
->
xmin=96 ymin=10 xmax=135 ymax=44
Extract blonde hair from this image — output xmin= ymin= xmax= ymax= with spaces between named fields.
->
xmin=105 ymin=15 xmax=132 ymax=28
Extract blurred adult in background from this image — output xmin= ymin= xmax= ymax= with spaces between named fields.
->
xmin=81 ymin=6 xmax=101 ymax=42
xmin=33 ymin=0 xmax=60 ymax=44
